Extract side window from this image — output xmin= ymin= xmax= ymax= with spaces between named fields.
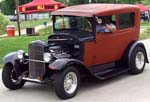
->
xmin=118 ymin=13 xmax=134 ymax=29
xmin=96 ymin=15 xmax=116 ymax=33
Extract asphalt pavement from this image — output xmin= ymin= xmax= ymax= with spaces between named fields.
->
xmin=0 ymin=39 xmax=150 ymax=102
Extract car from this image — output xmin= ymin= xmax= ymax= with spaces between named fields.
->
xmin=2 ymin=4 xmax=149 ymax=99
xmin=7 ymin=15 xmax=17 ymax=22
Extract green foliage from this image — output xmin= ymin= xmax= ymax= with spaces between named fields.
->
xmin=141 ymin=21 xmax=150 ymax=26
xmin=1 ymin=0 xmax=32 ymax=15
xmin=56 ymin=0 xmax=89 ymax=5
xmin=1 ymin=0 xmax=15 ymax=15
xmin=38 ymin=26 xmax=53 ymax=36
xmin=140 ymin=28 xmax=150 ymax=40
xmin=19 ymin=0 xmax=33 ymax=5
xmin=141 ymin=0 xmax=150 ymax=5
xmin=0 ymin=13 xmax=9 ymax=34
xmin=0 ymin=35 xmax=48 ymax=64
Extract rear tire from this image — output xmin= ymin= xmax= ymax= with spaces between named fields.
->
xmin=2 ymin=63 xmax=25 ymax=90
xmin=128 ymin=47 xmax=146 ymax=74
xmin=54 ymin=66 xmax=80 ymax=99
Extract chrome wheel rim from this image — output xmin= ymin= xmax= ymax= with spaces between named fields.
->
xmin=135 ymin=52 xmax=145 ymax=70
xmin=11 ymin=69 xmax=22 ymax=84
xmin=64 ymin=72 xmax=77 ymax=94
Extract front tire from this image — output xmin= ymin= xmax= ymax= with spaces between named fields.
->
xmin=2 ymin=63 xmax=25 ymax=90
xmin=129 ymin=47 xmax=146 ymax=74
xmin=54 ymin=66 xmax=80 ymax=99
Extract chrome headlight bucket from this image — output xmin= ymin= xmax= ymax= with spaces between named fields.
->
xmin=43 ymin=53 xmax=52 ymax=62
xmin=17 ymin=50 xmax=24 ymax=59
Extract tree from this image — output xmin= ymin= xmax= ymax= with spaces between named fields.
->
xmin=1 ymin=0 xmax=32 ymax=15
xmin=2 ymin=0 xmax=15 ymax=15
xmin=0 ymin=12 xmax=9 ymax=33
xmin=19 ymin=0 xmax=32 ymax=5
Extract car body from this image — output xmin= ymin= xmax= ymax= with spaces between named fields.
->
xmin=2 ymin=4 xmax=149 ymax=99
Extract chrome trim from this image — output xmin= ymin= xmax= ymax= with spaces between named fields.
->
xmin=48 ymin=38 xmax=68 ymax=41
xmin=25 ymin=59 xmax=47 ymax=63
xmin=22 ymin=77 xmax=42 ymax=83
xmin=64 ymin=72 xmax=78 ymax=94
xmin=135 ymin=52 xmax=145 ymax=70
xmin=29 ymin=44 xmax=45 ymax=79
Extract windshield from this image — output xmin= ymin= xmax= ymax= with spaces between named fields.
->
xmin=53 ymin=16 xmax=93 ymax=33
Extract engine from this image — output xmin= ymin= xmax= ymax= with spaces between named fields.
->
xmin=49 ymin=46 xmax=72 ymax=59
xmin=48 ymin=34 xmax=81 ymax=60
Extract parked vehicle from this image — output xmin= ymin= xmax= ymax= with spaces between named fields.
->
xmin=6 ymin=15 xmax=17 ymax=22
xmin=2 ymin=4 xmax=149 ymax=99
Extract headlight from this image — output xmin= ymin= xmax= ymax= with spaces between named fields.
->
xmin=17 ymin=50 xmax=24 ymax=59
xmin=43 ymin=53 xmax=51 ymax=62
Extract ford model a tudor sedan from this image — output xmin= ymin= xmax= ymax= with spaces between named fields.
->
xmin=2 ymin=4 xmax=149 ymax=99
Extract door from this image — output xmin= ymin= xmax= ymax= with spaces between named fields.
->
xmin=95 ymin=15 xmax=119 ymax=65
xmin=94 ymin=13 xmax=137 ymax=65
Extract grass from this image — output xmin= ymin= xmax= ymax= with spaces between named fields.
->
xmin=0 ymin=34 xmax=50 ymax=68
xmin=9 ymin=18 xmax=51 ymax=30
xmin=0 ymin=64 xmax=3 ymax=68
xmin=0 ymin=30 xmax=6 ymax=35
xmin=140 ymin=28 xmax=150 ymax=40
xmin=141 ymin=21 xmax=150 ymax=27
xmin=0 ymin=26 xmax=53 ymax=68
xmin=39 ymin=26 xmax=53 ymax=36
xmin=0 ymin=18 xmax=51 ymax=35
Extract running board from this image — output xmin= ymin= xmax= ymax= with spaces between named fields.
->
xmin=94 ymin=67 xmax=129 ymax=80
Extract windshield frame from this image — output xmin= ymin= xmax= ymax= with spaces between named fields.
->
xmin=52 ymin=15 xmax=95 ymax=35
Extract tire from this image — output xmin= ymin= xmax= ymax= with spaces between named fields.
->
xmin=128 ymin=47 xmax=146 ymax=74
xmin=54 ymin=66 xmax=80 ymax=99
xmin=2 ymin=63 xmax=25 ymax=90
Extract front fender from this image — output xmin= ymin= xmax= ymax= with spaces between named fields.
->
xmin=3 ymin=52 xmax=19 ymax=66
xmin=49 ymin=59 xmax=86 ymax=70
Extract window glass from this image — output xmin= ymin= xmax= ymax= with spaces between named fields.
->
xmin=96 ymin=15 xmax=116 ymax=33
xmin=118 ymin=13 xmax=134 ymax=29
xmin=111 ymin=15 xmax=116 ymax=23
xmin=54 ymin=16 xmax=92 ymax=33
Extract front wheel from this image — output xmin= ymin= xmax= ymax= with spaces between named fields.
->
xmin=2 ymin=63 xmax=25 ymax=90
xmin=54 ymin=66 xmax=80 ymax=99
xmin=129 ymin=47 xmax=146 ymax=74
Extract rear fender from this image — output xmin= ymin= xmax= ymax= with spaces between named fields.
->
xmin=128 ymin=41 xmax=149 ymax=63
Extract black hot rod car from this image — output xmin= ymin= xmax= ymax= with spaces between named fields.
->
xmin=2 ymin=4 xmax=149 ymax=99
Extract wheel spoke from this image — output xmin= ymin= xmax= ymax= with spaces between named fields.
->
xmin=64 ymin=72 xmax=77 ymax=94
xmin=135 ymin=52 xmax=145 ymax=70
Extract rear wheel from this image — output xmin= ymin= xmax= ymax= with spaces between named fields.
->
xmin=54 ymin=66 xmax=80 ymax=99
xmin=2 ymin=63 xmax=25 ymax=90
xmin=129 ymin=47 xmax=146 ymax=74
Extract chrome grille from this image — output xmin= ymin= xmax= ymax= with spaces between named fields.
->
xmin=29 ymin=44 xmax=45 ymax=79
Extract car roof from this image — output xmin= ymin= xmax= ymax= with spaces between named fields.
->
xmin=51 ymin=4 xmax=140 ymax=17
